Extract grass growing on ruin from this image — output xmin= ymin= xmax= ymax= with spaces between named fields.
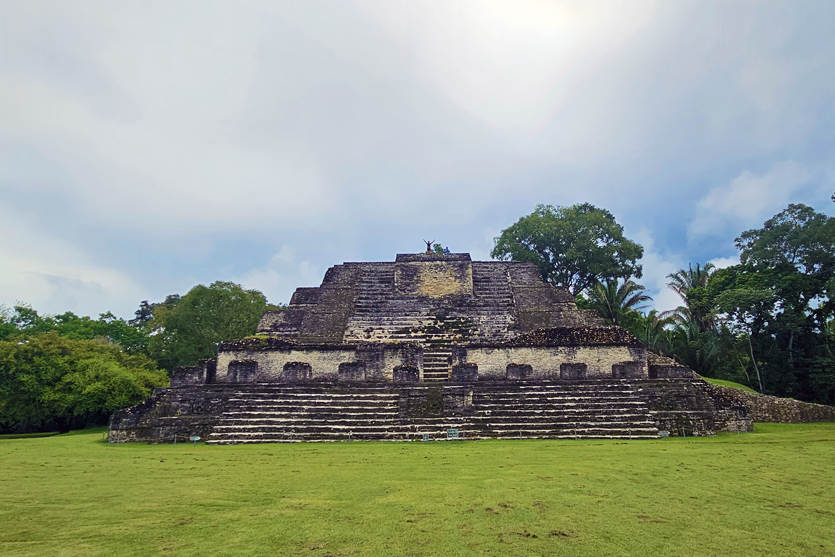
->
xmin=702 ymin=377 xmax=759 ymax=393
xmin=2 ymin=424 xmax=835 ymax=557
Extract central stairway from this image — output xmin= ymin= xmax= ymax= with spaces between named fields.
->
xmin=422 ymin=348 xmax=452 ymax=382
xmin=205 ymin=380 xmax=660 ymax=444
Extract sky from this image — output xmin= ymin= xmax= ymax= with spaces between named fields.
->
xmin=1 ymin=0 xmax=834 ymax=319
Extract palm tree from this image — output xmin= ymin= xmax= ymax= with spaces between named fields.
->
xmin=587 ymin=279 xmax=652 ymax=327
xmin=662 ymin=262 xmax=716 ymax=332
xmin=636 ymin=309 xmax=674 ymax=354
xmin=670 ymin=320 xmax=721 ymax=377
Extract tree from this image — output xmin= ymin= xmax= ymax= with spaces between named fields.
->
xmin=0 ymin=332 xmax=167 ymax=433
xmin=587 ymin=279 xmax=652 ymax=327
xmin=630 ymin=309 xmax=674 ymax=355
xmin=148 ymin=281 xmax=268 ymax=372
xmin=696 ymin=204 xmax=835 ymax=401
xmin=669 ymin=320 xmax=721 ymax=377
xmin=491 ymin=203 xmax=643 ymax=293
xmin=712 ymin=282 xmax=776 ymax=393
xmin=663 ymin=263 xmax=717 ymax=332
xmin=0 ymin=305 xmax=151 ymax=354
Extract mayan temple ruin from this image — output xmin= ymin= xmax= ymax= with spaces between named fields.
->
xmin=111 ymin=251 xmax=771 ymax=444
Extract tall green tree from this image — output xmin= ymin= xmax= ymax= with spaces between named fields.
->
xmin=0 ymin=332 xmax=167 ymax=433
xmin=701 ymin=204 xmax=835 ymax=401
xmin=491 ymin=203 xmax=644 ymax=293
xmin=148 ymin=281 xmax=268 ymax=372
xmin=669 ymin=320 xmax=721 ymax=377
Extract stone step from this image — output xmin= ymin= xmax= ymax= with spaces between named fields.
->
xmin=228 ymin=391 xmax=399 ymax=398
xmin=474 ymin=402 xmax=647 ymax=411
xmin=206 ymin=426 xmax=659 ymax=444
xmin=226 ymin=395 xmax=398 ymax=402
xmin=225 ymin=405 xmax=399 ymax=414
xmin=213 ymin=423 xmax=402 ymax=431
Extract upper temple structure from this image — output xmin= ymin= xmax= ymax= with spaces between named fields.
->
xmin=214 ymin=252 xmax=650 ymax=384
xmin=109 ymin=251 xmax=835 ymax=444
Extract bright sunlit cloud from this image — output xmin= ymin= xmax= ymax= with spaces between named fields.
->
xmin=1 ymin=0 xmax=833 ymax=316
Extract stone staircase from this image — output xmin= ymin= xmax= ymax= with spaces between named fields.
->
xmin=206 ymin=385 xmax=401 ymax=444
xmin=204 ymin=381 xmax=659 ymax=444
xmin=422 ymin=348 xmax=452 ymax=382
xmin=342 ymin=263 xmax=522 ymax=344
xmin=462 ymin=382 xmax=659 ymax=439
xmin=344 ymin=266 xmax=432 ymax=342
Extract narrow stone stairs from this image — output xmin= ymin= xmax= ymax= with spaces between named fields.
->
xmin=422 ymin=348 xmax=452 ymax=382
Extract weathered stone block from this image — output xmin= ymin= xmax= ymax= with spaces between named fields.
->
xmin=282 ymin=361 xmax=312 ymax=381
xmin=395 ymin=260 xmax=474 ymax=298
xmin=649 ymin=365 xmax=694 ymax=379
xmin=393 ymin=364 xmax=419 ymax=383
xmin=171 ymin=365 xmax=204 ymax=387
xmin=612 ymin=361 xmax=644 ymax=379
xmin=228 ymin=360 xmax=257 ymax=383
xmin=338 ymin=361 xmax=366 ymax=382
xmin=506 ymin=363 xmax=532 ymax=380
xmin=452 ymin=363 xmax=478 ymax=382
xmin=560 ymin=362 xmax=588 ymax=380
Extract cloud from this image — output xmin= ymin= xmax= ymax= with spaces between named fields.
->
xmin=0 ymin=228 xmax=147 ymax=318
xmin=233 ymin=247 xmax=321 ymax=305
xmin=631 ymin=227 xmax=684 ymax=313
xmin=709 ymin=256 xmax=740 ymax=270
xmin=688 ymin=161 xmax=812 ymax=241
xmin=0 ymin=2 xmax=833 ymax=318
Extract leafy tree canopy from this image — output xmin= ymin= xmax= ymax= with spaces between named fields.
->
xmin=737 ymin=203 xmax=835 ymax=277
xmin=491 ymin=203 xmax=643 ymax=293
xmin=0 ymin=305 xmax=150 ymax=354
xmin=148 ymin=281 xmax=268 ymax=372
xmin=0 ymin=332 xmax=167 ymax=433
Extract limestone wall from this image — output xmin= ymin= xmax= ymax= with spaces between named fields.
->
xmin=215 ymin=344 xmax=421 ymax=383
xmin=461 ymin=345 xmax=647 ymax=379
xmin=210 ymin=342 xmax=646 ymax=383
xmin=706 ymin=384 xmax=835 ymax=424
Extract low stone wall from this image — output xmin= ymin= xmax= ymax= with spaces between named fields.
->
xmin=638 ymin=379 xmax=751 ymax=436
xmin=705 ymin=384 xmax=835 ymax=424
xmin=109 ymin=385 xmax=238 ymax=443
xmin=462 ymin=345 xmax=647 ymax=379
xmin=172 ymin=341 xmax=650 ymax=385
xmin=215 ymin=343 xmax=422 ymax=383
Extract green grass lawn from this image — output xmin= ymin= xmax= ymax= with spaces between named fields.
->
xmin=2 ymin=424 xmax=834 ymax=557
xmin=0 ymin=431 xmax=59 ymax=440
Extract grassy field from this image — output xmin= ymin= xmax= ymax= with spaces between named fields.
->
xmin=1 ymin=424 xmax=834 ymax=557
xmin=0 ymin=432 xmax=59 ymax=440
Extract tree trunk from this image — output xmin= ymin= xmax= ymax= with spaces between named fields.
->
xmin=748 ymin=334 xmax=764 ymax=394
